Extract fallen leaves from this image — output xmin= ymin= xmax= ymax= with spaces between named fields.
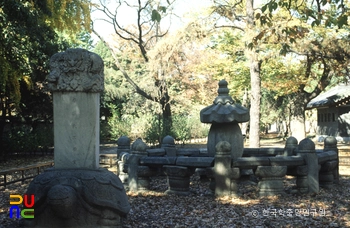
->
xmin=1 ymin=154 xmax=350 ymax=227
xmin=122 ymin=174 xmax=350 ymax=227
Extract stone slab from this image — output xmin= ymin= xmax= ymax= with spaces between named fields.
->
xmin=53 ymin=92 xmax=99 ymax=169
xmin=269 ymin=156 xmax=305 ymax=166
xmin=243 ymin=148 xmax=284 ymax=157
xmin=146 ymin=148 xmax=166 ymax=156
xmin=139 ymin=157 xmax=177 ymax=166
xmin=232 ymin=157 xmax=269 ymax=168
xmin=176 ymin=157 xmax=214 ymax=167
xmin=176 ymin=148 xmax=200 ymax=156
xmin=165 ymin=147 xmax=177 ymax=157
xmin=207 ymin=122 xmax=243 ymax=158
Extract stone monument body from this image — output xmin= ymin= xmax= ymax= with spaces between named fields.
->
xmin=23 ymin=48 xmax=130 ymax=227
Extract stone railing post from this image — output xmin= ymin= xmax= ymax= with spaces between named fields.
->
xmin=128 ymin=138 xmax=153 ymax=192
xmin=214 ymin=141 xmax=240 ymax=196
xmin=283 ymin=136 xmax=298 ymax=156
xmin=117 ymin=136 xmax=131 ymax=155
xmin=319 ymin=160 xmax=338 ymax=188
xmin=323 ymin=136 xmax=339 ymax=184
xmin=297 ymin=138 xmax=319 ymax=194
xmin=295 ymin=165 xmax=309 ymax=194
xmin=161 ymin=135 xmax=177 ymax=156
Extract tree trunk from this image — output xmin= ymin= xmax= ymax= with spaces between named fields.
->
xmin=290 ymin=93 xmax=307 ymax=142
xmin=290 ymin=112 xmax=306 ymax=143
xmin=161 ymin=89 xmax=172 ymax=136
xmin=248 ymin=55 xmax=261 ymax=147
xmin=246 ymin=0 xmax=261 ymax=148
xmin=0 ymin=98 xmax=6 ymax=161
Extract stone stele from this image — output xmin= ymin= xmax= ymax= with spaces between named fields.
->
xmin=24 ymin=48 xmax=130 ymax=228
xmin=49 ymin=48 xmax=104 ymax=169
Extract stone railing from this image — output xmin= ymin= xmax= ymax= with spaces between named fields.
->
xmin=99 ymin=135 xmax=339 ymax=197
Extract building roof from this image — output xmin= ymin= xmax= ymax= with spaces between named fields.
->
xmin=306 ymin=84 xmax=350 ymax=109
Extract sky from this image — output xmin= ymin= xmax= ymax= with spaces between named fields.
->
xmin=91 ymin=0 xmax=212 ymax=42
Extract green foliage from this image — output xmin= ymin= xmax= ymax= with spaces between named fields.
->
xmin=261 ymin=0 xmax=349 ymax=29
xmin=171 ymin=115 xmax=191 ymax=143
xmin=145 ymin=115 xmax=164 ymax=145
xmin=140 ymin=110 xmax=210 ymax=145
xmin=0 ymin=0 xmax=54 ymax=106
xmin=171 ymin=114 xmax=209 ymax=144
xmin=46 ymin=0 xmax=92 ymax=34
xmin=209 ymin=31 xmax=250 ymax=94
xmin=0 ymin=0 xmax=89 ymax=120
xmin=151 ymin=9 xmax=162 ymax=22
xmin=100 ymin=116 xmax=131 ymax=141
xmin=3 ymin=124 xmax=53 ymax=154
xmin=260 ymin=89 xmax=282 ymax=130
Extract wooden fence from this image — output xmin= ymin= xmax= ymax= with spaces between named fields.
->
xmin=0 ymin=161 xmax=54 ymax=190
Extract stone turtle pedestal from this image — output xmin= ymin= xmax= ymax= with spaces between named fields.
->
xmin=23 ymin=49 xmax=130 ymax=228
xmin=24 ymin=169 xmax=130 ymax=228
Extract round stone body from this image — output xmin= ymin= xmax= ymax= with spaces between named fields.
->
xmin=207 ymin=122 xmax=243 ymax=159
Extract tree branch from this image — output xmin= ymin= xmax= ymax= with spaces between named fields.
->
xmin=214 ymin=24 xmax=245 ymax=32
xmin=137 ymin=0 xmax=149 ymax=62
xmin=92 ymin=24 xmax=156 ymax=102
xmin=310 ymin=57 xmax=331 ymax=99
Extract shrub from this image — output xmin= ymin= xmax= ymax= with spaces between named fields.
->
xmin=172 ymin=115 xmax=191 ymax=144
xmin=3 ymin=123 xmax=53 ymax=154
xmin=100 ymin=115 xmax=131 ymax=141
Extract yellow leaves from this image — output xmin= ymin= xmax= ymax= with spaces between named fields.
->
xmin=22 ymin=75 xmax=33 ymax=90
xmin=45 ymin=0 xmax=92 ymax=34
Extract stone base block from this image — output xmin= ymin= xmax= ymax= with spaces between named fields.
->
xmin=319 ymin=172 xmax=334 ymax=189
xmin=257 ymin=178 xmax=285 ymax=196
xmin=136 ymin=166 xmax=156 ymax=191
xmin=255 ymin=166 xmax=287 ymax=197
xmin=164 ymin=166 xmax=194 ymax=196
xmin=296 ymin=176 xmax=309 ymax=193
xmin=196 ymin=168 xmax=210 ymax=182
xmin=319 ymin=160 xmax=337 ymax=189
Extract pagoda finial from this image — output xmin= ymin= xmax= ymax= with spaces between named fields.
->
xmin=214 ymin=79 xmax=234 ymax=104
